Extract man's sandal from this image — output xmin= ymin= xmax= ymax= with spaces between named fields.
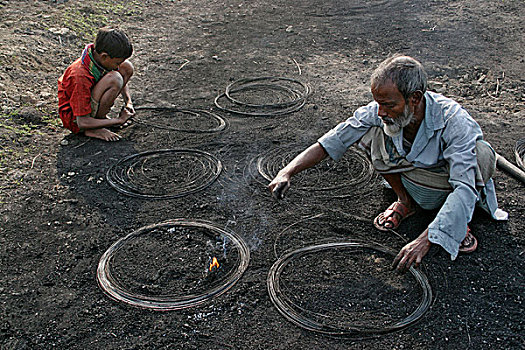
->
xmin=373 ymin=201 xmax=416 ymax=231
xmin=459 ymin=226 xmax=478 ymax=253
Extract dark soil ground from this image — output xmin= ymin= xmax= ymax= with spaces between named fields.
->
xmin=1 ymin=1 xmax=524 ymax=349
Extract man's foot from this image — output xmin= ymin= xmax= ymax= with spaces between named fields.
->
xmin=84 ymin=128 xmax=121 ymax=142
xmin=374 ymin=201 xmax=416 ymax=231
xmin=459 ymin=227 xmax=478 ymax=253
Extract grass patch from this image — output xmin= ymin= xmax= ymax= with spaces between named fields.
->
xmin=62 ymin=0 xmax=142 ymax=41
xmin=0 ymin=111 xmax=40 ymax=180
xmin=0 ymin=122 xmax=37 ymax=136
xmin=0 ymin=110 xmax=43 ymax=136
xmin=41 ymin=113 xmax=62 ymax=129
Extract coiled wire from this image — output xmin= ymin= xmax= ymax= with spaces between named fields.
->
xmin=106 ymin=149 xmax=222 ymax=199
xmin=214 ymin=76 xmax=311 ymax=116
xmin=134 ymin=107 xmax=227 ymax=133
xmin=250 ymin=146 xmax=374 ymax=197
xmin=97 ymin=219 xmax=250 ymax=311
xmin=267 ymin=241 xmax=432 ymax=337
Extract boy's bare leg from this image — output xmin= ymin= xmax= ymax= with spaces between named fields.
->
xmin=77 ymin=62 xmax=134 ymax=141
xmin=77 ymin=107 xmax=132 ymax=141
xmin=118 ymin=60 xmax=134 ymax=113
xmin=92 ymin=70 xmax=125 ymax=119
xmin=115 ymin=61 xmax=134 ymax=127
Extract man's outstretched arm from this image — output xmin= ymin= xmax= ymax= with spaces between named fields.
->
xmin=268 ymin=142 xmax=328 ymax=199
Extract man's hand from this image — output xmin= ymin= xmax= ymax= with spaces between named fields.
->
xmin=266 ymin=142 xmax=328 ymax=199
xmin=268 ymin=172 xmax=291 ymax=199
xmin=392 ymin=229 xmax=432 ymax=273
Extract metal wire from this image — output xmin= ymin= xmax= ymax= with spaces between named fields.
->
xmin=133 ymin=107 xmax=228 ymax=133
xmin=106 ymin=149 xmax=222 ymax=199
xmin=249 ymin=146 xmax=374 ymax=197
xmin=214 ymin=76 xmax=311 ymax=116
xmin=97 ymin=219 xmax=250 ymax=311
xmin=267 ymin=241 xmax=433 ymax=337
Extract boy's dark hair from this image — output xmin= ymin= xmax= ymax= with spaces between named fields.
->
xmin=94 ymin=27 xmax=133 ymax=59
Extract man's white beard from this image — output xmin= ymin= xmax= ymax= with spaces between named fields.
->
xmin=382 ymin=105 xmax=415 ymax=137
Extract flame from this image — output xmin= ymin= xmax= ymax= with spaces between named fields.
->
xmin=209 ymin=257 xmax=219 ymax=271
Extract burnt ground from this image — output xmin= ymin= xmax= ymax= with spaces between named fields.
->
xmin=1 ymin=0 xmax=524 ymax=349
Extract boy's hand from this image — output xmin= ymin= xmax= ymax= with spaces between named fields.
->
xmin=124 ymin=101 xmax=135 ymax=115
xmin=118 ymin=107 xmax=134 ymax=125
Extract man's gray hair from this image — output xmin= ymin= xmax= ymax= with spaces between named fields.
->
xmin=371 ymin=54 xmax=427 ymax=100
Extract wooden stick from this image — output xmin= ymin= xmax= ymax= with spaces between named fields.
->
xmin=496 ymin=153 xmax=525 ymax=184
xmin=178 ymin=59 xmax=190 ymax=70
xmin=30 ymin=153 xmax=41 ymax=169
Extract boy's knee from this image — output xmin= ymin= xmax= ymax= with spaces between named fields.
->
xmin=118 ymin=60 xmax=134 ymax=80
xmin=106 ymin=71 xmax=125 ymax=89
xmin=94 ymin=71 xmax=124 ymax=96
xmin=91 ymin=71 xmax=123 ymax=103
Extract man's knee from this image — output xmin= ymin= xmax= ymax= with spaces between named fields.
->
xmin=476 ymin=140 xmax=496 ymax=184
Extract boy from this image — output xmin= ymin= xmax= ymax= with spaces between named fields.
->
xmin=58 ymin=27 xmax=135 ymax=141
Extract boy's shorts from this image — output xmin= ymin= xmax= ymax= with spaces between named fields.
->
xmin=59 ymin=97 xmax=99 ymax=134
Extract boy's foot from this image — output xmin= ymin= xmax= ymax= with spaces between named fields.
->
xmin=84 ymin=128 xmax=121 ymax=141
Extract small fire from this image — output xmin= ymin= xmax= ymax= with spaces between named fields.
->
xmin=209 ymin=257 xmax=220 ymax=271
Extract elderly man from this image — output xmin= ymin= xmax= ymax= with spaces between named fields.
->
xmin=268 ymin=54 xmax=507 ymax=272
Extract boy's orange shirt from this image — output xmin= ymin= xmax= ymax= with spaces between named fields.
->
xmin=58 ymin=57 xmax=96 ymax=133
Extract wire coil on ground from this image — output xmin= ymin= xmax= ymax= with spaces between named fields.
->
xmin=97 ymin=219 xmax=250 ymax=311
xmin=214 ymin=76 xmax=311 ymax=116
xmin=267 ymin=242 xmax=432 ymax=336
xmin=251 ymin=146 xmax=374 ymax=195
xmin=134 ymin=107 xmax=227 ymax=133
xmin=515 ymin=138 xmax=525 ymax=170
xmin=106 ymin=149 xmax=222 ymax=199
